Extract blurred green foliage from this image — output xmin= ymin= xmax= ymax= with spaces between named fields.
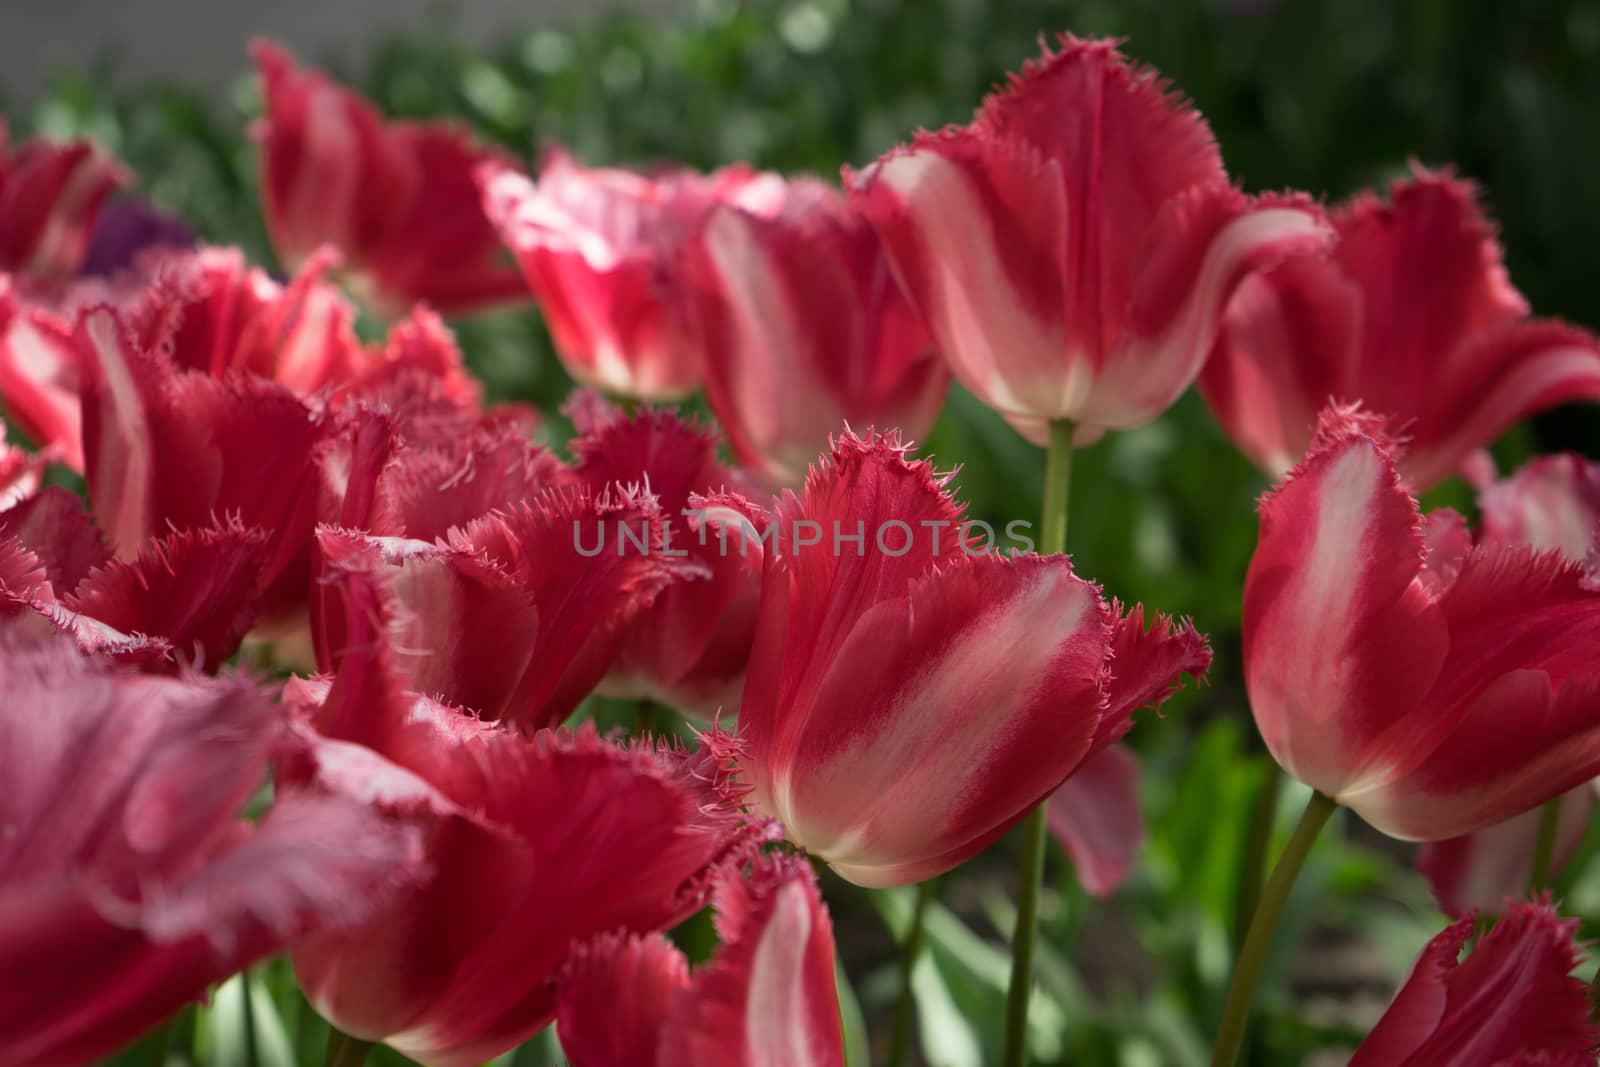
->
xmin=12 ymin=0 xmax=1600 ymax=1064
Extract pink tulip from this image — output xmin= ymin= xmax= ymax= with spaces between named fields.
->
xmin=1244 ymin=405 xmax=1600 ymax=840
xmin=1202 ymin=169 xmax=1600 ymax=490
xmin=0 ymin=121 xmax=128 ymax=283
xmin=848 ymin=34 xmax=1327 ymax=445
xmin=725 ymin=430 xmax=1209 ymax=887
xmin=1045 ymin=743 xmax=1145 ymax=897
xmin=682 ymin=175 xmax=948 ymax=485
xmin=251 ymin=40 xmax=527 ymax=317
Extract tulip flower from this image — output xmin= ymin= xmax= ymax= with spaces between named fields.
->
xmin=1244 ymin=406 xmax=1600 ymax=841
xmin=0 ymin=276 xmax=84 ymax=469
xmin=0 ymin=486 xmax=269 ymax=669
xmin=1349 ymin=900 xmax=1599 ymax=1066
xmin=1416 ymin=451 xmax=1600 ymax=913
xmin=682 ymin=175 xmax=949 ymax=486
xmin=479 ymin=150 xmax=761 ymax=401
xmin=312 ymin=477 xmax=691 ymax=731
xmin=77 ymin=195 xmax=194 ymax=277
xmin=1201 ymin=169 xmax=1600 ymax=490
xmin=0 ymin=120 xmax=129 ymax=284
xmin=251 ymin=40 xmax=527 ymax=317
xmin=568 ymin=392 xmax=762 ymax=718
xmin=1045 ymin=744 xmax=1145 ymax=897
xmin=556 ymin=854 xmax=843 ymax=1067
xmin=847 ymin=34 xmax=1327 ymax=446
xmin=0 ymin=624 xmax=424 ymax=1067
xmin=283 ymin=570 xmax=759 ymax=1067
xmin=724 ymin=430 xmax=1209 ymax=888
xmin=78 ymin=305 xmax=327 ymax=628
xmin=0 ymin=422 xmax=44 ymax=508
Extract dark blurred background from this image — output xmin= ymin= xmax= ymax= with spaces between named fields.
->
xmin=8 ymin=2 xmax=1598 ymax=1063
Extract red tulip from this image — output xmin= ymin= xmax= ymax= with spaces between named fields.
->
xmin=847 ymin=35 xmax=1327 ymax=446
xmin=0 ymin=121 xmax=128 ymax=283
xmin=0 ymin=422 xmax=44 ymax=508
xmin=0 ymin=625 xmax=424 ymax=1067
xmin=78 ymin=306 xmax=326 ymax=630
xmin=1045 ymin=743 xmax=1145 ymax=897
xmin=1349 ymin=899 xmax=1599 ymax=1066
xmin=683 ymin=175 xmax=949 ymax=486
xmin=283 ymin=576 xmax=759 ymax=1067
xmin=1243 ymin=405 xmax=1600 ymax=840
xmin=1417 ymin=452 xmax=1600 ymax=913
xmin=0 ymin=276 xmax=84 ymax=469
xmin=1202 ymin=169 xmax=1600 ymax=490
xmin=568 ymin=393 xmax=762 ymax=718
xmin=0 ymin=486 xmax=269 ymax=670
xmin=312 ymin=478 xmax=690 ymax=731
xmin=725 ymin=430 xmax=1209 ymax=887
xmin=251 ymin=40 xmax=526 ymax=318
xmin=479 ymin=150 xmax=759 ymax=401
xmin=556 ymin=854 xmax=843 ymax=1067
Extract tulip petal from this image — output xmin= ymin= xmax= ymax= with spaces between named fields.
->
xmin=1478 ymin=452 xmax=1600 ymax=563
xmin=1349 ymin=900 xmax=1598 ymax=1066
xmin=1244 ymin=411 xmax=1450 ymax=799
xmin=556 ymin=933 xmax=689 ymax=1067
xmin=0 ymin=485 xmax=109 ymax=593
xmin=0 ymin=284 xmax=84 ymax=469
xmin=0 ymin=127 xmax=129 ymax=281
xmin=1045 ymin=744 xmax=1145 ymax=897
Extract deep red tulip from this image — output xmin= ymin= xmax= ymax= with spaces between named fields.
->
xmin=0 ymin=625 xmax=424 ymax=1067
xmin=251 ymin=40 xmax=526 ymax=318
xmin=0 ymin=121 xmax=128 ymax=283
xmin=479 ymin=150 xmax=761 ymax=401
xmin=0 ymin=486 xmax=269 ymax=669
xmin=568 ymin=393 xmax=762 ymax=718
xmin=683 ymin=175 xmax=949 ymax=486
xmin=312 ymin=478 xmax=690 ymax=731
xmin=556 ymin=854 xmax=843 ymax=1067
xmin=283 ymin=579 xmax=759 ymax=1067
xmin=847 ymin=35 xmax=1327 ymax=446
xmin=1244 ymin=405 xmax=1600 ymax=840
xmin=1349 ymin=899 xmax=1599 ymax=1066
xmin=78 ymin=306 xmax=326 ymax=630
xmin=725 ymin=431 xmax=1209 ymax=887
xmin=1045 ymin=743 xmax=1145 ymax=897
xmin=1202 ymin=169 xmax=1600 ymax=490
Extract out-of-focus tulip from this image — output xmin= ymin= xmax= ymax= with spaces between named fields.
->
xmin=1418 ymin=785 xmax=1596 ymax=917
xmin=847 ymin=34 xmax=1327 ymax=446
xmin=683 ymin=175 xmax=949 ymax=486
xmin=0 ymin=121 xmax=129 ymax=283
xmin=1478 ymin=452 xmax=1600 ymax=565
xmin=312 ymin=477 xmax=691 ymax=731
xmin=568 ymin=393 xmax=762 ymax=718
xmin=251 ymin=40 xmax=526 ymax=318
xmin=1349 ymin=899 xmax=1599 ymax=1066
xmin=0 ymin=624 xmax=424 ymax=1067
xmin=1417 ymin=450 xmax=1600 ymax=913
xmin=0 ymin=422 xmax=45 ymax=508
xmin=556 ymin=854 xmax=843 ymax=1067
xmin=0 ymin=486 xmax=269 ymax=669
xmin=725 ymin=430 xmax=1209 ymax=887
xmin=77 ymin=195 xmax=194 ymax=278
xmin=478 ymin=150 xmax=756 ymax=401
xmin=283 ymin=575 xmax=758 ymax=1067
xmin=0 ymin=276 xmax=85 ymax=469
xmin=1243 ymin=405 xmax=1600 ymax=840
xmin=1045 ymin=743 xmax=1145 ymax=897
xmin=1202 ymin=169 xmax=1600 ymax=490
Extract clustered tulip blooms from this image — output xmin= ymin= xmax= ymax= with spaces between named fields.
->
xmin=1 ymin=23 xmax=1599 ymax=1067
